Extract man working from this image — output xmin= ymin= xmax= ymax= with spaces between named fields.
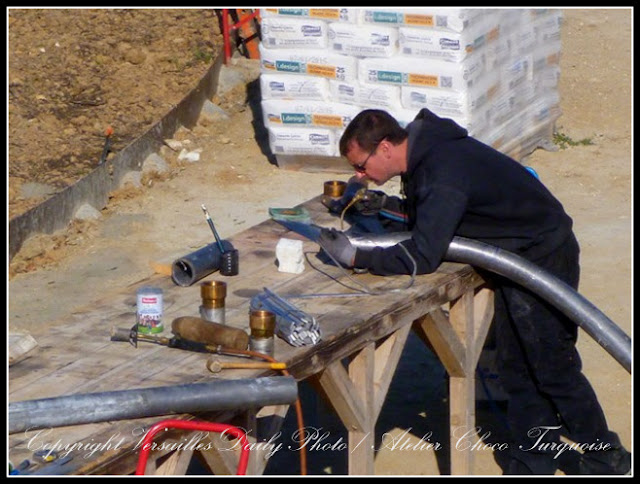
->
xmin=318 ymin=108 xmax=630 ymax=475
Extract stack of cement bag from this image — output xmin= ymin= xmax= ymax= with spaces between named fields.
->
xmin=258 ymin=8 xmax=562 ymax=168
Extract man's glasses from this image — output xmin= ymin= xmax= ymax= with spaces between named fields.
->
xmin=353 ymin=141 xmax=381 ymax=173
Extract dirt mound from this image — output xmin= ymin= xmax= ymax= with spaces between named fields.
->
xmin=8 ymin=8 xmax=224 ymax=219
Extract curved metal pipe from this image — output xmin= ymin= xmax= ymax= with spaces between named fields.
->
xmin=347 ymin=232 xmax=632 ymax=373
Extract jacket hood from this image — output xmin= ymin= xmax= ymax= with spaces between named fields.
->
xmin=405 ymin=108 xmax=468 ymax=176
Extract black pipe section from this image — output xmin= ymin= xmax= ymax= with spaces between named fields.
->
xmin=9 ymin=376 xmax=298 ymax=435
xmin=172 ymin=239 xmax=235 ymax=287
xmin=347 ymin=232 xmax=632 ymax=374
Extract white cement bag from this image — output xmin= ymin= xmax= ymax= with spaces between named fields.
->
xmin=262 ymin=99 xmax=361 ymax=130
xmin=485 ymin=34 xmax=513 ymax=71
xmin=400 ymin=71 xmax=499 ymax=117
xmin=533 ymin=65 xmax=561 ymax=91
xmin=260 ymin=73 xmax=330 ymax=101
xmin=531 ymin=10 xmax=562 ymax=43
xmin=359 ymin=54 xmax=485 ymax=92
xmin=358 ymin=8 xmax=483 ymax=32
xmin=259 ymin=43 xmax=358 ymax=81
xmin=398 ymin=16 xmax=500 ymax=62
xmin=390 ymin=105 xmax=489 ymax=138
xmin=328 ymin=22 xmax=398 ymax=58
xmin=477 ymin=113 xmax=525 ymax=151
xmin=492 ymin=9 xmax=527 ymax=35
xmin=387 ymin=107 xmax=420 ymax=128
xmin=526 ymin=91 xmax=561 ymax=125
xmin=261 ymin=16 xmax=328 ymax=49
xmin=531 ymin=41 xmax=561 ymax=77
xmin=268 ymin=126 xmax=337 ymax=156
xmin=261 ymin=8 xmax=357 ymax=23
xmin=329 ymin=80 xmax=401 ymax=109
xmin=501 ymin=55 xmax=531 ymax=91
xmin=513 ymin=23 xmax=537 ymax=57
xmin=490 ymin=82 xmax=536 ymax=127
xmin=447 ymin=107 xmax=492 ymax=138
xmin=480 ymin=91 xmax=560 ymax=154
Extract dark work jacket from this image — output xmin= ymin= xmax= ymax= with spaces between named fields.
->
xmin=354 ymin=108 xmax=575 ymax=275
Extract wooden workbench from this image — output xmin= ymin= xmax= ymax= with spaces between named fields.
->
xmin=8 ymin=196 xmax=493 ymax=476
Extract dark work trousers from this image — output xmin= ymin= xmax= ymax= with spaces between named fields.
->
xmin=492 ymin=232 xmax=612 ymax=474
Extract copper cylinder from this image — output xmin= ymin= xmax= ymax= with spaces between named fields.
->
xmin=323 ymin=180 xmax=347 ymax=198
xmin=249 ymin=310 xmax=276 ymax=339
xmin=201 ymin=280 xmax=227 ymax=309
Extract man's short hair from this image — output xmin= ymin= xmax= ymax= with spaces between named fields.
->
xmin=339 ymin=109 xmax=408 ymax=157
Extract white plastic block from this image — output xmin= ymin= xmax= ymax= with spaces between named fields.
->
xmin=276 ymin=238 xmax=305 ymax=274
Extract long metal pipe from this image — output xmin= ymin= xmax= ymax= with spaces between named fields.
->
xmin=347 ymin=232 xmax=632 ymax=373
xmin=9 ymin=376 xmax=298 ymax=434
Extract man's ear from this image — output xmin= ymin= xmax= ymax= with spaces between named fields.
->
xmin=379 ymin=139 xmax=391 ymax=158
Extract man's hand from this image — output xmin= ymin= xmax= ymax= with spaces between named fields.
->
xmin=354 ymin=190 xmax=388 ymax=215
xmin=318 ymin=228 xmax=356 ymax=267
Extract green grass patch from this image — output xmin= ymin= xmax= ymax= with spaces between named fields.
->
xmin=192 ymin=47 xmax=213 ymax=65
xmin=553 ymin=131 xmax=595 ymax=150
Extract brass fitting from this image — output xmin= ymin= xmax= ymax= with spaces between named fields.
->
xmin=249 ymin=310 xmax=276 ymax=339
xmin=201 ymin=280 xmax=227 ymax=309
xmin=323 ymin=180 xmax=347 ymax=198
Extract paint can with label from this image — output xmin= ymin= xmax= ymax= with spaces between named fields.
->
xmin=136 ymin=286 xmax=164 ymax=334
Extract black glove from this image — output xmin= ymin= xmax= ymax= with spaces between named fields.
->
xmin=354 ymin=190 xmax=388 ymax=216
xmin=318 ymin=228 xmax=356 ymax=267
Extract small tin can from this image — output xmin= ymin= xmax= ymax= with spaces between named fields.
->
xmin=136 ymin=286 xmax=163 ymax=334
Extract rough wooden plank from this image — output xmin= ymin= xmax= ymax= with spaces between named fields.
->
xmin=285 ymin=270 xmax=485 ymax=380
xmin=255 ymin=404 xmax=290 ymax=449
xmin=414 ymin=309 xmax=466 ymax=377
xmin=197 ymin=434 xmax=241 ymax=475
xmin=316 ymin=360 xmax=367 ymax=432
xmin=372 ymin=325 xmax=411 ymax=419
xmin=8 ymin=333 xmax=39 ymax=367
xmin=450 ymin=291 xmax=475 ymax=363
xmin=448 ymin=289 xmax=476 ymax=476
xmin=348 ymin=343 xmax=375 ymax=475
xmin=472 ymin=286 xmax=495 ymax=366
xmin=449 ymin=375 xmax=476 ymax=475
xmin=152 ymin=448 xmax=195 ymax=475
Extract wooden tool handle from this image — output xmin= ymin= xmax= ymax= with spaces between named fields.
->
xmin=171 ymin=316 xmax=249 ymax=350
xmin=206 ymin=359 xmax=287 ymax=373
